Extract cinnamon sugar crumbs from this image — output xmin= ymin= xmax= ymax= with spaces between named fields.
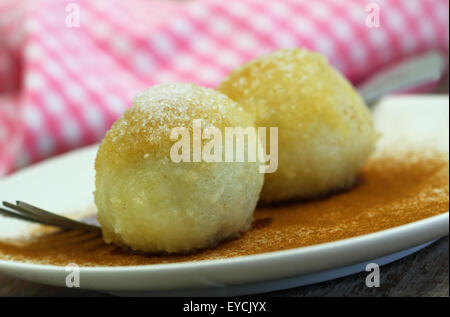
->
xmin=0 ymin=153 xmax=448 ymax=267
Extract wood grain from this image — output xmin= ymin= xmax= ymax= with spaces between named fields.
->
xmin=270 ymin=236 xmax=449 ymax=297
xmin=0 ymin=236 xmax=447 ymax=297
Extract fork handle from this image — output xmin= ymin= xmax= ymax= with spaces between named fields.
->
xmin=357 ymin=51 xmax=446 ymax=105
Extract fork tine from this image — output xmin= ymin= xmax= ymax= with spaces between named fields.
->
xmin=0 ymin=207 xmax=51 ymax=225
xmin=17 ymin=201 xmax=101 ymax=233
xmin=3 ymin=201 xmax=66 ymax=224
xmin=17 ymin=201 xmax=101 ymax=232
xmin=2 ymin=201 xmax=100 ymax=232
xmin=16 ymin=201 xmax=90 ymax=228
xmin=5 ymin=201 xmax=73 ymax=228
xmin=3 ymin=201 xmax=75 ymax=230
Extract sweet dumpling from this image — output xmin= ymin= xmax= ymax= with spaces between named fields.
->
xmin=218 ymin=48 xmax=377 ymax=202
xmin=94 ymin=83 xmax=264 ymax=253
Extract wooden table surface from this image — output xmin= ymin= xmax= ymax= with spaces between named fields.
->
xmin=0 ymin=236 xmax=448 ymax=297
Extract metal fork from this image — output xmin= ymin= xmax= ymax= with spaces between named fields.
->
xmin=0 ymin=201 xmax=101 ymax=233
xmin=357 ymin=51 xmax=445 ymax=104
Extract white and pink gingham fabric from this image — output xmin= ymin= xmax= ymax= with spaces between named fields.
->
xmin=0 ymin=0 xmax=448 ymax=175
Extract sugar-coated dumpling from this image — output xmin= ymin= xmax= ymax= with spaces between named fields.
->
xmin=95 ymin=83 xmax=264 ymax=253
xmin=218 ymin=48 xmax=377 ymax=202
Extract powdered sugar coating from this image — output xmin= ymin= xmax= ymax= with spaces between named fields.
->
xmin=94 ymin=83 xmax=263 ymax=253
xmin=219 ymin=48 xmax=378 ymax=202
xmin=96 ymin=83 xmax=252 ymax=169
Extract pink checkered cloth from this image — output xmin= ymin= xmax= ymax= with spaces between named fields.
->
xmin=0 ymin=0 xmax=448 ymax=176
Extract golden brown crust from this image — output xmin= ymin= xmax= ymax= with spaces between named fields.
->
xmin=94 ymin=83 xmax=263 ymax=253
xmin=218 ymin=48 xmax=373 ymax=134
xmin=218 ymin=48 xmax=378 ymax=202
xmin=96 ymin=83 xmax=254 ymax=170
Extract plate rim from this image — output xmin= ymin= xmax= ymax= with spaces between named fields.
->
xmin=0 ymin=212 xmax=447 ymax=272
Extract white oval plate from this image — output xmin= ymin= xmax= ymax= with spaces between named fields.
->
xmin=0 ymin=95 xmax=448 ymax=296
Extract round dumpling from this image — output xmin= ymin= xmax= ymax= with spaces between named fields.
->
xmin=95 ymin=83 xmax=264 ymax=253
xmin=218 ymin=48 xmax=377 ymax=202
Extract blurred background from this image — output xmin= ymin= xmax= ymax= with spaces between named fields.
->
xmin=0 ymin=0 xmax=448 ymax=176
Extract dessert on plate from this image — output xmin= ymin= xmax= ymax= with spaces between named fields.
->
xmin=219 ymin=48 xmax=378 ymax=202
xmin=95 ymin=48 xmax=379 ymax=253
xmin=94 ymin=83 xmax=264 ymax=253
